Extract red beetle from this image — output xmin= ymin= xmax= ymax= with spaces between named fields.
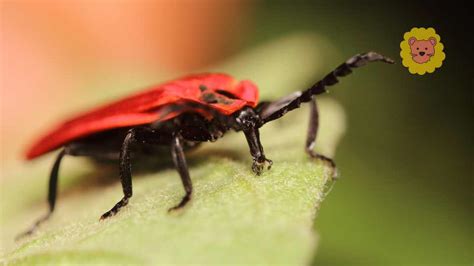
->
xmin=20 ymin=52 xmax=393 ymax=237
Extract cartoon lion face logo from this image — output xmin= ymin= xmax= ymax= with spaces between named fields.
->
xmin=400 ymin=27 xmax=446 ymax=75
xmin=409 ymin=37 xmax=436 ymax=64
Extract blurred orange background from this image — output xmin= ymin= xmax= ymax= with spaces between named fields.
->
xmin=1 ymin=0 xmax=254 ymax=162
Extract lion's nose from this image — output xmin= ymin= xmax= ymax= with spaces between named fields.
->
xmin=419 ymin=52 xmax=426 ymax=56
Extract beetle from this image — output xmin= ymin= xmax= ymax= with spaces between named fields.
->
xmin=19 ymin=52 xmax=393 ymax=238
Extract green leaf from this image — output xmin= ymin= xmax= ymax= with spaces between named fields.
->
xmin=0 ymin=33 xmax=344 ymax=265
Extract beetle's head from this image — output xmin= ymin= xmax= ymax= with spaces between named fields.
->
xmin=233 ymin=107 xmax=262 ymax=132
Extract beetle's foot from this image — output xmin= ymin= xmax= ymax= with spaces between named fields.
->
xmin=252 ymin=157 xmax=273 ymax=175
xmin=16 ymin=212 xmax=51 ymax=241
xmin=100 ymin=198 xmax=129 ymax=220
xmin=16 ymin=230 xmax=34 ymax=241
xmin=307 ymin=151 xmax=338 ymax=179
xmin=168 ymin=193 xmax=192 ymax=212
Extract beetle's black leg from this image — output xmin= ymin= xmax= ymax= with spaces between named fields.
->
xmin=234 ymin=107 xmax=272 ymax=175
xmin=16 ymin=149 xmax=66 ymax=239
xmin=243 ymin=128 xmax=272 ymax=175
xmin=305 ymin=98 xmax=337 ymax=176
xmin=258 ymin=52 xmax=394 ymax=124
xmin=100 ymin=128 xmax=136 ymax=220
xmin=168 ymin=132 xmax=193 ymax=212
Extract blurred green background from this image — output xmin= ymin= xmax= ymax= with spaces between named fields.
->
xmin=246 ymin=1 xmax=471 ymax=265
xmin=2 ymin=1 xmax=471 ymax=265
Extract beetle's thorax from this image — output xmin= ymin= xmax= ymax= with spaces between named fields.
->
xmin=148 ymin=106 xmax=262 ymax=144
xmin=233 ymin=107 xmax=262 ymax=132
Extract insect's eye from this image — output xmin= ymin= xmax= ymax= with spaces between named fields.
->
xmin=425 ymin=47 xmax=428 ymax=50
xmin=416 ymin=47 xmax=419 ymax=50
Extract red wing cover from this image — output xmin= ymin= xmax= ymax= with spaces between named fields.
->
xmin=25 ymin=73 xmax=259 ymax=159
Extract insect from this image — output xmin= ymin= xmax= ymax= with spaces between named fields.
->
xmin=19 ymin=52 xmax=393 ymax=238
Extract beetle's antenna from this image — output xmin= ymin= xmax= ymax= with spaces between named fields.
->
xmin=259 ymin=52 xmax=394 ymax=124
